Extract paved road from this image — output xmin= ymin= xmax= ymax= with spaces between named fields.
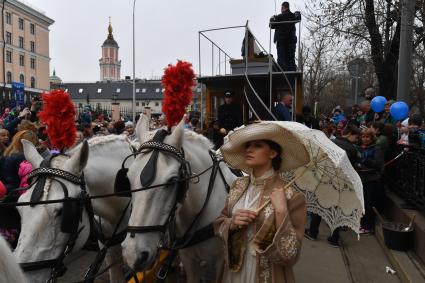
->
xmin=59 ymin=222 xmax=401 ymax=283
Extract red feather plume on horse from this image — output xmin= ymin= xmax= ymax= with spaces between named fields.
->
xmin=161 ymin=60 xmax=196 ymax=129
xmin=38 ymin=89 xmax=77 ymax=151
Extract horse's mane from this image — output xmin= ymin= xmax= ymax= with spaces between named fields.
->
xmin=67 ymin=134 xmax=131 ymax=155
xmin=182 ymin=130 xmax=214 ymax=150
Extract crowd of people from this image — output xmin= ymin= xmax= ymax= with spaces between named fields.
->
xmin=299 ymin=99 xmax=425 ymax=246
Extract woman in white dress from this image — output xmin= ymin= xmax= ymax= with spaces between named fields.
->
xmin=214 ymin=122 xmax=308 ymax=283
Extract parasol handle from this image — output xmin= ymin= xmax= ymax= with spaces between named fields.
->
xmin=255 ymin=154 xmax=327 ymax=214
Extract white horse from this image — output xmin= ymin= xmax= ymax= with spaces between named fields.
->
xmin=15 ymin=135 xmax=134 ymax=283
xmin=122 ymin=116 xmax=237 ymax=282
xmin=0 ymin=236 xmax=26 ymax=283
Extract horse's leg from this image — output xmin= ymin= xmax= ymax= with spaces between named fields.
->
xmin=105 ymin=245 xmax=125 ymax=283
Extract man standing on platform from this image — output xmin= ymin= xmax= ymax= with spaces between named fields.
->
xmin=273 ymin=93 xmax=293 ymax=121
xmin=217 ymin=90 xmax=242 ymax=134
xmin=270 ymin=2 xmax=299 ymax=71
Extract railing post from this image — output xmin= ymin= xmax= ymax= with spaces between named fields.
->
xmin=244 ymin=24 xmax=249 ymax=75
xmin=218 ymin=50 xmax=221 ymax=75
xmin=269 ymin=25 xmax=273 ymax=113
xmin=198 ymin=32 xmax=201 ymax=77
xmin=211 ymin=42 xmax=214 ymax=76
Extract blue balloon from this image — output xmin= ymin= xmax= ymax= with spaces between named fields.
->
xmin=370 ymin=96 xmax=387 ymax=113
xmin=390 ymin=101 xmax=409 ymax=121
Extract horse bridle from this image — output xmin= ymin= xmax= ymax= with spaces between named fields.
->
xmin=124 ymin=130 xmax=192 ymax=245
xmin=19 ymin=154 xmax=88 ymax=283
xmin=119 ymin=130 xmax=232 ymax=282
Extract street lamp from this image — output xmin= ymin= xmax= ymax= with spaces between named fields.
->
xmin=132 ymin=0 xmax=137 ymax=123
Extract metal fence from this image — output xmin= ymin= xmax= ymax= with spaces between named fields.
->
xmin=389 ymin=146 xmax=425 ymax=212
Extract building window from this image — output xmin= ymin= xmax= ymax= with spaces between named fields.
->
xmin=30 ymin=23 xmax=35 ymax=35
xmin=19 ymin=55 xmax=24 ymax=66
xmin=142 ymin=88 xmax=146 ymax=93
xmin=142 ymin=102 xmax=145 ymax=106
xmin=19 ymin=37 xmax=24 ymax=48
xmin=155 ymin=88 xmax=159 ymax=93
xmin=155 ymin=102 xmax=159 ymax=106
xmin=5 ymin=12 xmax=11 ymax=24
xmin=30 ymin=41 xmax=35 ymax=52
xmin=97 ymin=88 xmax=102 ymax=93
xmin=6 ymin=72 xmax=12 ymax=84
xmin=78 ymin=88 xmax=83 ymax=94
xmin=19 ymin=74 xmax=24 ymax=84
xmin=136 ymin=88 xmax=140 ymax=93
xmin=19 ymin=18 xmax=24 ymax=30
xmin=116 ymin=88 xmax=121 ymax=93
xmin=6 ymin=32 xmax=11 ymax=44
xmin=136 ymin=102 xmax=139 ymax=106
xmin=30 ymin=58 xmax=35 ymax=69
xmin=31 ymin=77 xmax=35 ymax=88
xmin=6 ymin=51 xmax=12 ymax=63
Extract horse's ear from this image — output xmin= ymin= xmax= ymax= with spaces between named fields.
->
xmin=167 ymin=116 xmax=185 ymax=148
xmin=136 ymin=114 xmax=150 ymax=143
xmin=22 ymin=139 xmax=43 ymax=168
xmin=67 ymin=140 xmax=89 ymax=174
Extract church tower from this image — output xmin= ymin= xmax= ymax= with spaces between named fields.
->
xmin=99 ymin=19 xmax=121 ymax=81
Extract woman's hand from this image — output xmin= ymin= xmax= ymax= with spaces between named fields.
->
xmin=270 ymin=187 xmax=288 ymax=214
xmin=230 ymin=209 xmax=257 ymax=231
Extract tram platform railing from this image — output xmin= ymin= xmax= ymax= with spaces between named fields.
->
xmin=389 ymin=145 xmax=425 ymax=212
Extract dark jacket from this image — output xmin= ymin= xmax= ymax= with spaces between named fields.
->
xmin=0 ymin=153 xmax=26 ymax=192
xmin=297 ymin=115 xmax=320 ymax=129
xmin=217 ymin=103 xmax=243 ymax=132
xmin=356 ymin=144 xmax=384 ymax=183
xmin=270 ymin=11 xmax=297 ymax=44
xmin=273 ymin=103 xmax=292 ymax=121
xmin=207 ymin=127 xmax=224 ymax=150
xmin=333 ymin=137 xmax=359 ymax=165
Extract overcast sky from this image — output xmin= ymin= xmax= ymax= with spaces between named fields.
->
xmin=30 ymin=0 xmax=306 ymax=82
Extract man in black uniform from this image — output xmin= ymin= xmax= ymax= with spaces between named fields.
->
xmin=217 ymin=91 xmax=243 ymax=134
xmin=270 ymin=2 xmax=299 ymax=71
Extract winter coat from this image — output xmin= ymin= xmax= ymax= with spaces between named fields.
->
xmin=214 ymin=174 xmax=306 ymax=283
xmin=270 ymin=11 xmax=297 ymax=44
xmin=218 ymin=103 xmax=243 ymax=132
xmin=273 ymin=103 xmax=292 ymax=121
xmin=356 ymin=144 xmax=384 ymax=183
xmin=18 ymin=160 xmax=33 ymax=189
xmin=0 ymin=153 xmax=26 ymax=192
xmin=333 ymin=137 xmax=359 ymax=165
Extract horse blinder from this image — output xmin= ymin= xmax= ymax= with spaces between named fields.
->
xmin=114 ymin=168 xmax=131 ymax=197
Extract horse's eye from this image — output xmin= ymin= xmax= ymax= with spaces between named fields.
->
xmin=56 ymin=209 xmax=63 ymax=217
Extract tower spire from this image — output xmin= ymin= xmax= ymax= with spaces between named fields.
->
xmin=108 ymin=17 xmax=113 ymax=39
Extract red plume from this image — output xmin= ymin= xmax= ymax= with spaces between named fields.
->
xmin=161 ymin=60 xmax=196 ymax=129
xmin=38 ymin=89 xmax=77 ymax=151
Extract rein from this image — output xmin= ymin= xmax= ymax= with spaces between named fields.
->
xmin=19 ymin=157 xmax=89 ymax=283
xmin=16 ymin=156 xmax=130 ymax=283
xmin=0 ymin=166 xmax=214 ymax=208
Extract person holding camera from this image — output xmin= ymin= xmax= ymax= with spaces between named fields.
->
xmin=270 ymin=2 xmax=300 ymax=71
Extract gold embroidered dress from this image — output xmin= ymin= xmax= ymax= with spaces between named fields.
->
xmin=214 ymin=172 xmax=306 ymax=283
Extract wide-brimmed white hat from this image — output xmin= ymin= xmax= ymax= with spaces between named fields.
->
xmin=221 ymin=122 xmax=310 ymax=173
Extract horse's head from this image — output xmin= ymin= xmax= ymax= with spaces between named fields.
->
xmin=14 ymin=140 xmax=91 ymax=283
xmin=122 ymin=115 xmax=186 ymax=271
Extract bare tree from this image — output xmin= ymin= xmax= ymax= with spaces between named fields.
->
xmin=303 ymin=0 xmax=425 ymax=99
